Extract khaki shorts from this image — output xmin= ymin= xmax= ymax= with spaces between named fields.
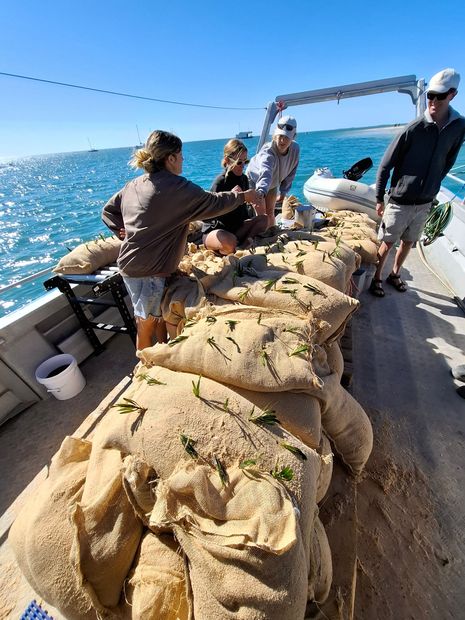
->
xmin=378 ymin=201 xmax=432 ymax=243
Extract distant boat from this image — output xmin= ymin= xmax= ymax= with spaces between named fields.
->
xmin=87 ymin=138 xmax=98 ymax=152
xmin=235 ymin=130 xmax=253 ymax=139
xmin=135 ymin=125 xmax=144 ymax=148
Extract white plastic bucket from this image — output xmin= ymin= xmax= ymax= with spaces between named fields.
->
xmin=35 ymin=354 xmax=86 ymax=400
xmin=295 ymin=204 xmax=315 ymax=229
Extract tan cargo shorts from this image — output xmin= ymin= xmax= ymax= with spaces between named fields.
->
xmin=378 ymin=201 xmax=432 ymax=243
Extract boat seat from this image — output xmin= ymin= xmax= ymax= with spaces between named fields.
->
xmin=44 ymin=265 xmax=136 ymax=352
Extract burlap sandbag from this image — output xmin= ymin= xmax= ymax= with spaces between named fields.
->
xmin=95 ymin=365 xmax=322 ymax=618
xmin=230 ymin=385 xmax=322 ymax=449
xmin=96 ymin=365 xmax=321 ymax=513
xmin=261 ymin=240 xmax=359 ymax=293
xmin=9 ymin=437 xmax=98 ymax=620
xmin=53 ymin=236 xmax=121 ymax=274
xmin=125 ymin=531 xmax=190 ymax=620
xmin=160 ymin=273 xmax=205 ymax=326
xmin=328 ymin=209 xmax=377 ymax=230
xmin=138 ymin=306 xmax=323 ymax=394
xmin=308 ymin=516 xmax=333 ymax=604
xmin=174 ymin=522 xmax=308 ymax=620
xmin=324 ymin=341 xmax=344 ymax=379
xmin=316 ymin=432 xmax=333 ymax=503
xmin=70 ymin=443 xmax=143 ymax=611
xmin=311 ymin=346 xmax=373 ymax=475
xmin=205 ymin=255 xmax=359 ymax=344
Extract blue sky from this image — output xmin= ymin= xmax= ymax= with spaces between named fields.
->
xmin=1 ymin=0 xmax=464 ymax=158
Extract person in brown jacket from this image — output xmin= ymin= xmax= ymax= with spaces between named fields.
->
xmin=102 ymin=130 xmax=262 ymax=350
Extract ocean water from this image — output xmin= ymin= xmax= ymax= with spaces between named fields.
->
xmin=1 ymin=127 xmax=464 ymax=318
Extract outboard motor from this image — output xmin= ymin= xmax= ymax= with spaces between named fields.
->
xmin=343 ymin=157 xmax=373 ymax=182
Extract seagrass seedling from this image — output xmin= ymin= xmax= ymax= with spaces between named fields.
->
xmin=138 ymin=373 xmax=166 ymax=386
xmin=111 ymin=398 xmax=147 ymax=415
xmin=281 ymin=442 xmax=308 ymax=460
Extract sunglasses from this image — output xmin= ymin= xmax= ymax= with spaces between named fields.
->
xmin=229 ymin=158 xmax=249 ymax=165
xmin=277 ymin=123 xmax=295 ymax=131
xmin=427 ymin=90 xmax=452 ymax=101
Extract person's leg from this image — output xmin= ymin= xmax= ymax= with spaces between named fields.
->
xmin=265 ymin=188 xmax=278 ymax=228
xmin=203 ymin=229 xmax=238 ymax=255
xmin=123 ymin=275 xmax=167 ymax=350
xmin=374 ymin=241 xmax=394 ymax=280
xmin=135 ymin=315 xmax=158 ymax=350
xmin=234 ymin=214 xmax=268 ymax=245
xmin=392 ymin=240 xmax=414 ymax=274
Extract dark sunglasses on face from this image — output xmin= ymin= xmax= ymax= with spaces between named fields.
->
xmin=230 ymin=158 xmax=249 ymax=165
xmin=427 ymin=90 xmax=452 ymax=101
xmin=278 ymin=123 xmax=295 ymax=131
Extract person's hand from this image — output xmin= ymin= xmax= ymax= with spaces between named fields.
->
xmin=243 ymin=189 xmax=266 ymax=214
xmin=231 ymin=185 xmax=243 ymax=194
xmin=118 ymin=228 xmax=126 ymax=240
xmin=376 ymin=202 xmax=385 ymax=217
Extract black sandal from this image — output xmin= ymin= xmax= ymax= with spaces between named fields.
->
xmin=386 ymin=273 xmax=407 ymax=292
xmin=369 ymin=278 xmax=385 ymax=297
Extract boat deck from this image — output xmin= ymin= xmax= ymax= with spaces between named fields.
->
xmin=1 ymin=246 xmax=464 ymax=619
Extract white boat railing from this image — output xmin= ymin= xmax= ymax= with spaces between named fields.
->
xmin=257 ymin=74 xmax=426 ymax=150
xmin=0 ymin=266 xmax=53 ymax=296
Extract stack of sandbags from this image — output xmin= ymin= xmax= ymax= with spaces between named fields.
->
xmin=11 ymin=218 xmax=374 ymax=620
xmin=321 ymin=209 xmax=380 ymax=264
xmin=203 ymin=254 xmax=359 ymax=343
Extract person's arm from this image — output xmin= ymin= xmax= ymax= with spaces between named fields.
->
xmin=375 ymin=130 xmax=407 ymax=215
xmin=181 ymin=179 xmax=262 ymax=221
xmin=442 ymin=136 xmax=465 ymax=179
xmin=278 ymin=144 xmax=300 ymax=199
xmin=102 ymin=189 xmax=126 ymax=238
xmin=252 ymin=149 xmax=276 ymax=197
xmin=279 ymin=163 xmax=298 ymax=198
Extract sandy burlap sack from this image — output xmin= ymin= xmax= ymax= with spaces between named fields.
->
xmin=316 ymin=432 xmax=333 ymax=503
xmin=125 ymin=531 xmax=190 ymax=620
xmin=324 ymin=341 xmax=344 ymax=379
xmin=70 ymin=443 xmax=143 ymax=611
xmin=308 ymin=516 xmax=333 ymax=604
xmin=328 ymin=209 xmax=377 ymax=230
xmin=230 ymin=385 xmax=322 ymax=449
xmin=260 ymin=239 xmax=359 ymax=293
xmin=174 ymin=522 xmax=309 ymax=620
xmin=94 ymin=365 xmax=322 ymax=618
xmin=205 ymin=255 xmax=359 ymax=344
xmin=53 ymin=236 xmax=121 ymax=274
xmin=160 ymin=273 xmax=205 ymax=326
xmin=312 ymin=346 xmax=373 ymax=475
xmin=9 ymin=437 xmax=98 ymax=620
xmin=138 ymin=306 xmax=323 ymax=394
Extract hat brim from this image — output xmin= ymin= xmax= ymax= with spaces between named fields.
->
xmin=274 ymin=127 xmax=296 ymax=140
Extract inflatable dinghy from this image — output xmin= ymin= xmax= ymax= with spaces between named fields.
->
xmin=303 ymin=157 xmax=380 ymax=221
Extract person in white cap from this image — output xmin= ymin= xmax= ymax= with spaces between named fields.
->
xmin=246 ymin=115 xmax=300 ymax=229
xmin=370 ymin=68 xmax=465 ymax=297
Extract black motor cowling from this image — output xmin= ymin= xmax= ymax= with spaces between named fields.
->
xmin=343 ymin=157 xmax=373 ymax=182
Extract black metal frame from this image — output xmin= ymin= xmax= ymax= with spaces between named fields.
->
xmin=44 ymin=272 xmax=137 ymax=351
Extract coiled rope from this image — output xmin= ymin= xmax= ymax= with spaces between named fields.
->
xmin=421 ymin=201 xmax=452 ymax=246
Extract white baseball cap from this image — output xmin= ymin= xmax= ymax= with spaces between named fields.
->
xmin=427 ymin=68 xmax=460 ymax=93
xmin=274 ymin=115 xmax=297 ymax=140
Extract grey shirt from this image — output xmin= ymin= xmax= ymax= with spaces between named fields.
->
xmin=246 ymin=140 xmax=300 ymax=196
xmin=375 ymin=107 xmax=465 ymax=205
xmin=102 ymin=170 xmax=244 ymax=277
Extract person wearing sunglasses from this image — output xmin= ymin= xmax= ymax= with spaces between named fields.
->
xmin=102 ymin=131 xmax=262 ymax=349
xmin=370 ymin=68 xmax=465 ymax=297
xmin=246 ymin=115 xmax=300 ymax=229
xmin=202 ymin=139 xmax=267 ymax=254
